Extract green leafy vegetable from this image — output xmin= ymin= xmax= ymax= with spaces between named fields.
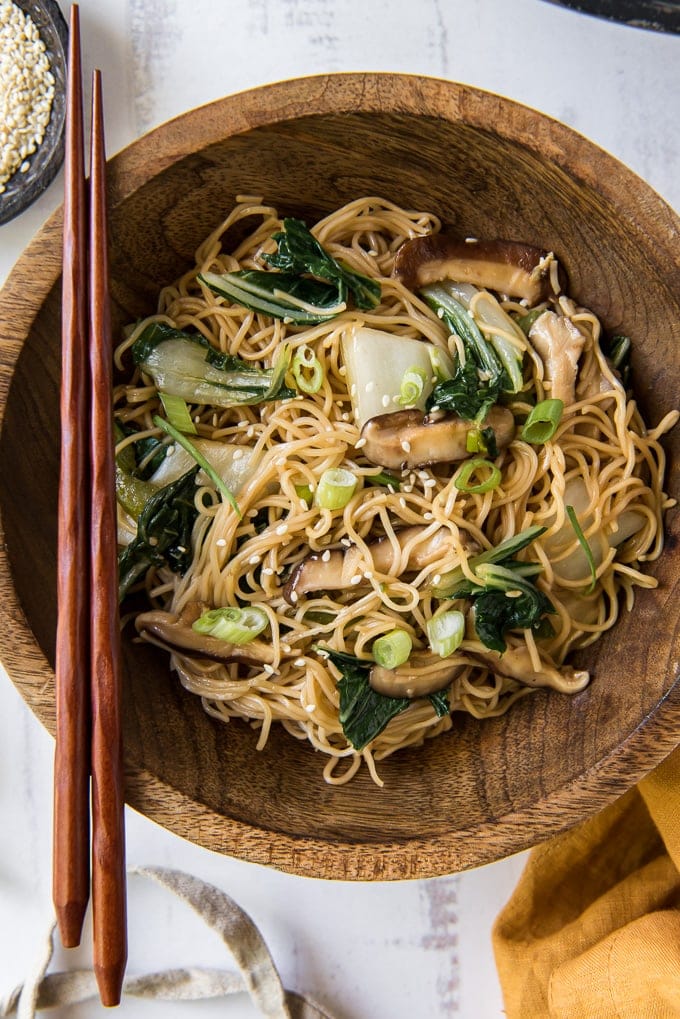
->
xmin=566 ymin=504 xmax=598 ymax=593
xmin=319 ymin=647 xmax=450 ymax=750
xmin=433 ymin=524 xmax=546 ymax=597
xmin=428 ymin=688 xmax=450 ymax=717
xmin=460 ymin=562 xmax=555 ymax=654
xmin=441 ymin=531 xmax=554 ymax=655
xmin=153 ymin=415 xmax=241 ymax=517
xmin=199 ymin=269 xmax=346 ymax=325
xmin=265 ymin=218 xmax=381 ymax=311
xmin=365 ymin=469 xmax=401 ymax=491
xmin=132 ymin=321 xmax=295 ymax=406
xmin=427 ymin=356 xmax=501 ymax=422
xmin=422 ymin=283 xmax=504 ymax=386
xmin=602 ymin=333 xmax=632 ymax=388
xmin=323 ymin=647 xmax=410 ymax=751
xmin=118 ymin=467 xmax=200 ymax=601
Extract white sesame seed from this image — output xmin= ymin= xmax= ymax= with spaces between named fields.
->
xmin=305 ymin=703 xmax=315 ymax=713
xmin=424 ymin=512 xmax=433 ymax=520
xmin=381 ymin=394 xmax=391 ymax=407
xmin=350 ymin=575 xmax=362 ymax=585
xmin=294 ymin=658 xmax=306 ymax=667
xmin=276 ymin=523 xmax=288 ymax=535
xmin=281 ymin=643 xmax=292 ymax=653
xmin=401 ymin=440 xmax=411 ymax=453
xmin=432 ymin=574 xmax=442 ymax=585
xmin=399 ymin=497 xmax=407 ymax=509
xmin=355 ymin=437 xmax=367 ymax=449
xmin=216 ymin=538 xmax=227 ymax=547
xmin=321 ymin=549 xmax=331 ymax=562
xmin=290 ymin=590 xmax=299 ymax=603
xmin=263 ymin=567 xmax=274 ymax=576
xmin=364 ymin=381 xmax=375 ymax=393
xmin=341 ymin=537 xmax=352 ymax=547
xmin=248 ymin=554 xmax=260 ymax=565
xmin=263 ymin=664 xmax=276 ymax=675
xmin=232 ymin=448 xmax=244 ymax=460
xmin=363 ymin=570 xmax=373 ymax=579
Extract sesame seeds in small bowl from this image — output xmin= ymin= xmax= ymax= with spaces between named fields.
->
xmin=0 ymin=0 xmax=67 ymax=226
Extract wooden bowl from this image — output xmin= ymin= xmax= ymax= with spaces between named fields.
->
xmin=1 ymin=75 xmax=679 ymax=879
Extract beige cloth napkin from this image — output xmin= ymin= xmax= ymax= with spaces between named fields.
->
xmin=2 ymin=866 xmax=334 ymax=1019
xmin=493 ymin=745 xmax=680 ymax=1017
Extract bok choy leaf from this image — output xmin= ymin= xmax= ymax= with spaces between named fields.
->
xmin=198 ymin=219 xmax=381 ymax=325
xmin=132 ymin=322 xmax=295 ymax=407
xmin=265 ymin=218 xmax=381 ymax=311
xmin=118 ymin=467 xmax=200 ymax=602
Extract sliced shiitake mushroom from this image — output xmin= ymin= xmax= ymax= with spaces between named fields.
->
xmin=360 ymin=406 xmax=514 ymax=470
xmin=393 ymin=235 xmax=565 ymax=303
xmin=135 ymin=601 xmax=275 ymax=666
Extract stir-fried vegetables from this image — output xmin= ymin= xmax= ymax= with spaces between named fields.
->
xmin=199 ymin=218 xmax=381 ymax=324
xmin=132 ymin=322 xmax=295 ymax=407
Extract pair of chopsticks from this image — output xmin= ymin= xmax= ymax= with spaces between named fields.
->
xmin=53 ymin=4 xmax=127 ymax=1007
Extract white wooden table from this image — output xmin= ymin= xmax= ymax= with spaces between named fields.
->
xmin=1 ymin=2 xmax=678 ymax=1015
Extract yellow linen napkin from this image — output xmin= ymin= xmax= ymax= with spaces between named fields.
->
xmin=492 ymin=746 xmax=680 ymax=1018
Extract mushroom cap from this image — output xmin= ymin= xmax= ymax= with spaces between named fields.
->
xmin=393 ymin=234 xmax=566 ymax=303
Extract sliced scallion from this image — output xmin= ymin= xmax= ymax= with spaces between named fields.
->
xmin=454 ymin=458 xmax=502 ymax=494
xmin=372 ymin=629 xmax=412 ymax=670
xmin=159 ymin=392 xmax=197 ymax=434
xmin=427 ymin=610 xmax=465 ymax=658
xmin=566 ymin=504 xmax=598 ymax=593
xmin=153 ymin=415 xmax=241 ymax=517
xmin=396 ymin=365 xmax=428 ymax=406
xmin=521 ymin=399 xmax=564 ymax=444
xmin=314 ymin=468 xmax=357 ymax=510
xmin=292 ymin=344 xmax=324 ymax=394
xmin=192 ymin=604 xmax=269 ymax=643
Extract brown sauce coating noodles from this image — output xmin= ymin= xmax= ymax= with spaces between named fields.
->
xmin=115 ymin=196 xmax=678 ymax=786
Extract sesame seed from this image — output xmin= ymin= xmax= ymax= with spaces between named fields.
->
xmin=305 ymin=704 xmax=315 ymax=713
xmin=381 ymin=394 xmax=391 ymax=407
xmin=399 ymin=497 xmax=407 ymax=509
xmin=321 ymin=549 xmax=331 ymax=562
xmin=365 ymin=381 xmax=375 ymax=393
xmin=355 ymin=437 xmax=367 ymax=449
xmin=341 ymin=537 xmax=352 ymax=547
xmin=424 ymin=512 xmax=433 ymax=520
xmin=290 ymin=590 xmax=299 ymax=603
xmin=432 ymin=574 xmax=442 ymax=585
xmin=232 ymin=448 xmax=244 ymax=460
xmin=263 ymin=664 xmax=276 ymax=675
xmin=248 ymin=554 xmax=260 ymax=565
xmin=294 ymin=658 xmax=306 ymax=667
xmin=216 ymin=538 xmax=227 ymax=547
xmin=363 ymin=570 xmax=373 ymax=579
xmin=263 ymin=567 xmax=274 ymax=576
xmin=350 ymin=575 xmax=362 ymax=585
xmin=276 ymin=523 xmax=288 ymax=535
xmin=281 ymin=643 xmax=292 ymax=653
xmin=401 ymin=440 xmax=411 ymax=453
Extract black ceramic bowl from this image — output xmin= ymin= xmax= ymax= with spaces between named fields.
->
xmin=0 ymin=0 xmax=68 ymax=226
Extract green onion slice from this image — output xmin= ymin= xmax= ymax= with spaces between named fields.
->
xmin=427 ymin=610 xmax=465 ymax=658
xmin=192 ymin=604 xmax=269 ymax=644
xmin=291 ymin=344 xmax=324 ymax=394
xmin=159 ymin=392 xmax=197 ymax=434
xmin=566 ymin=504 xmax=597 ymax=593
xmin=372 ymin=629 xmax=413 ymax=670
xmin=294 ymin=483 xmax=313 ymax=505
xmin=314 ymin=468 xmax=357 ymax=510
xmin=396 ymin=365 xmax=428 ymax=406
xmin=454 ymin=458 xmax=502 ymax=494
xmin=521 ymin=398 xmax=564 ymax=444
xmin=153 ymin=414 xmax=241 ymax=517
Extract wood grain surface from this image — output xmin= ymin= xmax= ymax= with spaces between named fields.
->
xmin=1 ymin=74 xmax=679 ymax=880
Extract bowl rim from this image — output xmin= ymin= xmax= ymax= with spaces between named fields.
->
xmin=1 ymin=72 xmax=679 ymax=879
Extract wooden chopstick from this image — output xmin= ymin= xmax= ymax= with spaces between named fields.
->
xmin=54 ymin=1 xmax=90 ymax=951
xmin=88 ymin=68 xmax=128 ymax=1008
xmin=54 ymin=5 xmax=127 ymax=1005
